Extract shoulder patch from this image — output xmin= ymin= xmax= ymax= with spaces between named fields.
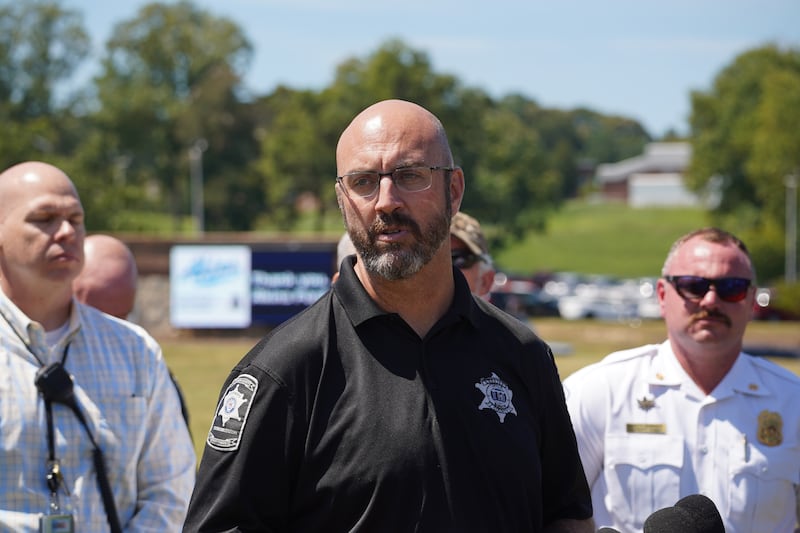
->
xmin=207 ymin=373 xmax=259 ymax=452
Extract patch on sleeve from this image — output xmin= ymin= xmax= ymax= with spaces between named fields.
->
xmin=207 ymin=373 xmax=259 ymax=452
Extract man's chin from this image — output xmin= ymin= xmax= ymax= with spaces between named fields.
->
xmin=365 ymin=252 xmax=425 ymax=281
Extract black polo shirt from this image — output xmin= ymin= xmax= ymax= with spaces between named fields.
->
xmin=184 ymin=257 xmax=592 ymax=532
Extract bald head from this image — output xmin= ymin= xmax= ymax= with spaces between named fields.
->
xmin=0 ymin=161 xmax=81 ymax=224
xmin=73 ymin=234 xmax=138 ymax=319
xmin=336 ymin=99 xmax=453 ymax=175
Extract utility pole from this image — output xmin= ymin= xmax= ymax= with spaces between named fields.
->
xmin=189 ymin=138 xmax=208 ymax=234
xmin=786 ymin=173 xmax=798 ymax=283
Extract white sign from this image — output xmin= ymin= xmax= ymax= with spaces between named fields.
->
xmin=170 ymin=245 xmax=252 ymax=328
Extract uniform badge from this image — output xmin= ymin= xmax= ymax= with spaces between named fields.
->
xmin=757 ymin=410 xmax=783 ymax=447
xmin=475 ymin=372 xmax=517 ymax=423
xmin=637 ymin=395 xmax=656 ymax=411
xmin=207 ymin=373 xmax=258 ymax=452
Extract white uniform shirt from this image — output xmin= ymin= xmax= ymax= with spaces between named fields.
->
xmin=563 ymin=341 xmax=800 ymax=533
xmin=0 ymin=292 xmax=196 ymax=532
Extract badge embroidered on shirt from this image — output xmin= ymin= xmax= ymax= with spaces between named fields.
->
xmin=207 ymin=373 xmax=258 ymax=452
xmin=757 ymin=410 xmax=783 ymax=447
xmin=475 ymin=372 xmax=517 ymax=423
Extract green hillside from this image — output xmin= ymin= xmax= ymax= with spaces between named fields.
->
xmin=493 ymin=201 xmax=709 ymax=278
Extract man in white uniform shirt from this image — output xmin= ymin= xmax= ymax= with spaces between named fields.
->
xmin=563 ymin=227 xmax=800 ymax=533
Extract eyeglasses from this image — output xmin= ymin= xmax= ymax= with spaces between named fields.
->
xmin=664 ymin=275 xmax=752 ymax=303
xmin=452 ymin=250 xmax=485 ymax=269
xmin=337 ymin=166 xmax=454 ymax=198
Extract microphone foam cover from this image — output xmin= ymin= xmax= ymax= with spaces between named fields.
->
xmin=674 ymin=494 xmax=725 ymax=533
xmin=643 ymin=507 xmax=695 ymax=532
xmin=643 ymin=494 xmax=725 ymax=533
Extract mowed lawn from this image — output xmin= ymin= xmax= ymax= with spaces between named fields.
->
xmin=164 ymin=318 xmax=800 ymax=459
xmin=493 ymin=202 xmax=710 ymax=278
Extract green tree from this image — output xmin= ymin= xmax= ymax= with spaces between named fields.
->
xmin=467 ymin=98 xmax=557 ymax=242
xmin=88 ymin=0 xmax=257 ymax=230
xmin=253 ymin=39 xmax=467 ymax=230
xmin=0 ymin=0 xmax=89 ymax=163
xmin=747 ymin=68 xmax=800 ymax=214
xmin=687 ymin=45 xmax=800 ymax=215
xmin=686 ymin=44 xmax=800 ymax=281
xmin=252 ymin=38 xmax=653 ymax=244
xmin=253 ymin=88 xmax=332 ymax=230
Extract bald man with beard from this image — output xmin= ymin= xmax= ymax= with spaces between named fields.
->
xmin=0 ymin=161 xmax=195 ymax=532
xmin=185 ymin=100 xmax=593 ymax=532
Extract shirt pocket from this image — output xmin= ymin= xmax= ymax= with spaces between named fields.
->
xmin=728 ymin=438 xmax=800 ymax=531
xmin=604 ymin=433 xmax=684 ymax=528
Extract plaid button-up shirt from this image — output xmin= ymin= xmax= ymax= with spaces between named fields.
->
xmin=0 ymin=291 xmax=195 ymax=532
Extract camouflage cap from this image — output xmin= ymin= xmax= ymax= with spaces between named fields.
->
xmin=450 ymin=211 xmax=489 ymax=256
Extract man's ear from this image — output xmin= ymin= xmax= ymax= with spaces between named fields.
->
xmin=335 ymin=183 xmax=347 ymax=214
xmin=449 ymin=167 xmax=465 ymax=214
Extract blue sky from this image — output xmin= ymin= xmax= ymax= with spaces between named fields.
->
xmin=61 ymin=0 xmax=799 ymax=137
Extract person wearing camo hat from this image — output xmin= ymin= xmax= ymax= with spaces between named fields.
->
xmin=450 ymin=211 xmax=496 ymax=300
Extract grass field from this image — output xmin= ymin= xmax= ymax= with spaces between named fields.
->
xmin=492 ymin=201 xmax=710 ymax=277
xmin=164 ymin=318 xmax=800 ymax=459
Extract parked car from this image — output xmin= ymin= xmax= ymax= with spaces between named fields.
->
xmin=489 ymin=272 xmax=560 ymax=318
xmin=556 ymin=276 xmax=662 ymax=321
xmin=752 ymin=287 xmax=800 ymax=321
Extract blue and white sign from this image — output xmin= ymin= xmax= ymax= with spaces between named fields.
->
xmin=250 ymin=250 xmax=334 ymax=325
xmin=170 ymin=245 xmax=252 ymax=328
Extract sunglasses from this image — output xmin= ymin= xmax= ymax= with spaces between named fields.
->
xmin=664 ymin=275 xmax=752 ymax=303
xmin=452 ymin=250 xmax=484 ymax=269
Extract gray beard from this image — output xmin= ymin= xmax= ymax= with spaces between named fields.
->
xmin=348 ymin=203 xmax=452 ymax=281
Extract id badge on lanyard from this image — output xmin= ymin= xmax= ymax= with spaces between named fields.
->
xmin=39 ymin=514 xmax=74 ymax=533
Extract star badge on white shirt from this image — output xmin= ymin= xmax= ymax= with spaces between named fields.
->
xmin=475 ymin=372 xmax=517 ymax=423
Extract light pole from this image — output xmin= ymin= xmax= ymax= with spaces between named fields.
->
xmin=786 ymin=173 xmax=798 ymax=283
xmin=189 ymin=138 xmax=208 ymax=234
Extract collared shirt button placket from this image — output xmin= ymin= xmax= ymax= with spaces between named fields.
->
xmin=695 ymin=401 xmax=718 ymax=499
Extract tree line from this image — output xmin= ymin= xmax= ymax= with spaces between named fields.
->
xmin=1 ymin=1 xmax=798 ymax=284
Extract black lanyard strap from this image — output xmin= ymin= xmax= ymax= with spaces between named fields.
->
xmin=41 ymin=382 xmax=122 ymax=533
xmin=34 ymin=355 xmax=122 ymax=533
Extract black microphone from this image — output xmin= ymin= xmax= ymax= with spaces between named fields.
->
xmin=643 ymin=494 xmax=724 ymax=533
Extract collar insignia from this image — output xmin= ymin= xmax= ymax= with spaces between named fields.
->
xmin=475 ymin=372 xmax=517 ymax=423
xmin=757 ymin=410 xmax=783 ymax=446
xmin=637 ymin=395 xmax=656 ymax=411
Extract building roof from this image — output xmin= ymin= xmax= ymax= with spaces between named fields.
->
xmin=595 ymin=142 xmax=691 ymax=184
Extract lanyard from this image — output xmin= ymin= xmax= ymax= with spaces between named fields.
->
xmin=1 ymin=312 xmax=122 ymax=532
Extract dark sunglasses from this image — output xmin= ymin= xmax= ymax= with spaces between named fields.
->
xmin=664 ymin=275 xmax=752 ymax=303
xmin=452 ymin=250 xmax=484 ymax=269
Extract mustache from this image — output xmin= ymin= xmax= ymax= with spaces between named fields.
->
xmin=370 ymin=212 xmax=421 ymax=237
xmin=691 ymin=309 xmax=732 ymax=327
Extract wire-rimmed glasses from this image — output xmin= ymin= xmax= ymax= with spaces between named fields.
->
xmin=337 ymin=166 xmax=454 ymax=198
